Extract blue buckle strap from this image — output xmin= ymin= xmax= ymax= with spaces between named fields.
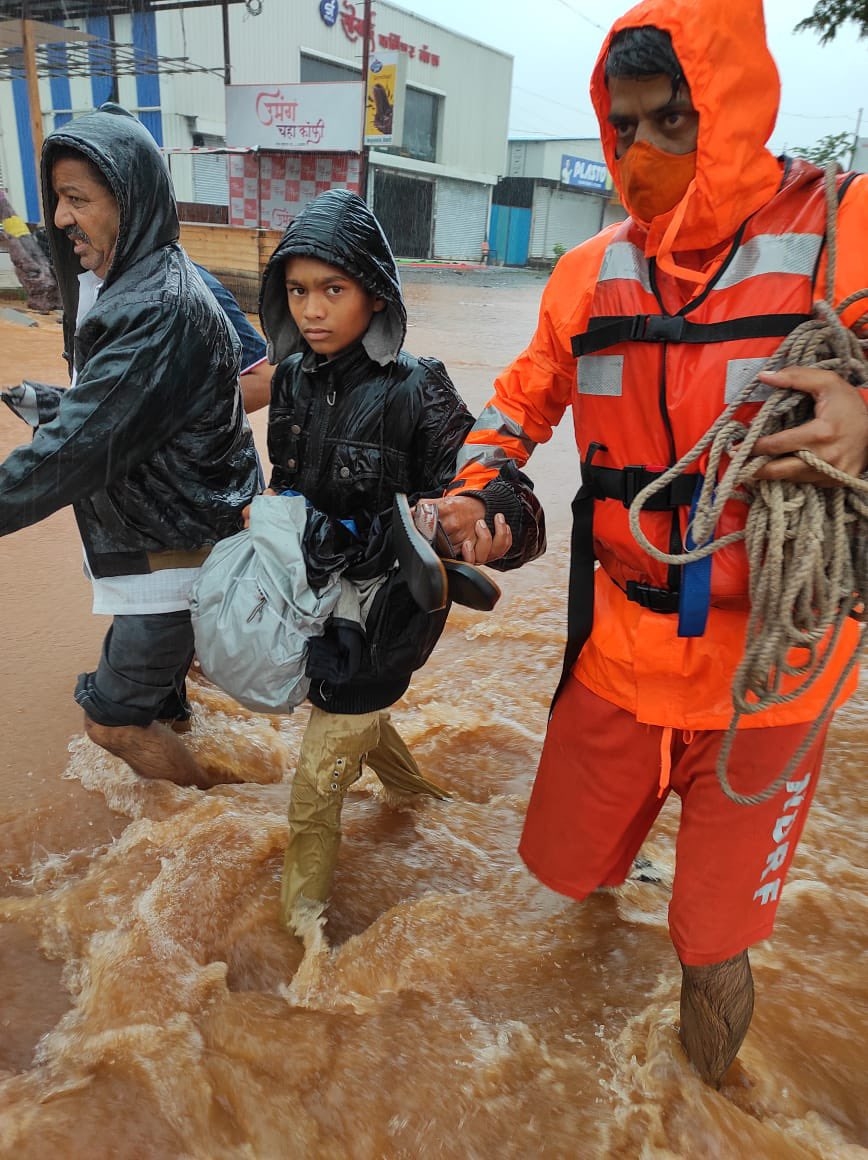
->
xmin=677 ymin=475 xmax=713 ymax=637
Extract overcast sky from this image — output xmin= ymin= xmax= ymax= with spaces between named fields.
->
xmin=393 ymin=0 xmax=865 ymax=154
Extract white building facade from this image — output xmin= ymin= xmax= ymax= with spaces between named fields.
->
xmin=0 ymin=2 xmax=512 ymax=262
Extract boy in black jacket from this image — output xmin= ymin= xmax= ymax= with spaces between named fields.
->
xmin=258 ymin=190 xmax=538 ymax=939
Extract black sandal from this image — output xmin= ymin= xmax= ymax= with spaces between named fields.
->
xmin=392 ymin=493 xmax=448 ymax=612
xmin=415 ymin=499 xmax=501 ymax=611
xmin=442 ymin=558 xmax=501 ymax=611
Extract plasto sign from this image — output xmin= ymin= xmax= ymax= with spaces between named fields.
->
xmin=561 ymin=155 xmax=611 ymax=194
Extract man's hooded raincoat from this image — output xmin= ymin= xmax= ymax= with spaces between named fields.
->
xmin=448 ymin=0 xmax=868 ymax=731
xmin=0 ymin=104 xmax=259 ymax=575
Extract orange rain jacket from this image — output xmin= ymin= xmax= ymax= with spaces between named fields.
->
xmin=449 ymin=0 xmax=868 ymax=731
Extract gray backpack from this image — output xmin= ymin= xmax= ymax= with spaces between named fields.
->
xmin=189 ymin=494 xmax=344 ymax=713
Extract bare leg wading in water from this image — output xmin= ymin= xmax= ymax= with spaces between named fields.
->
xmin=680 ymin=951 xmax=755 ymax=1086
xmin=83 ymin=715 xmax=238 ymax=790
xmin=75 ymin=613 xmax=247 ymax=790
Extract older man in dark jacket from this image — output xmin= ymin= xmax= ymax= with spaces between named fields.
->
xmin=0 ymin=104 xmax=259 ymax=788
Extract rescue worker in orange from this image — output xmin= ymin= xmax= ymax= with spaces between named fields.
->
xmin=430 ymin=0 xmax=868 ymax=1087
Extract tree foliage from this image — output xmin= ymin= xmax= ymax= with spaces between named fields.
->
xmin=790 ymin=131 xmax=854 ymax=167
xmin=795 ymin=0 xmax=868 ymax=43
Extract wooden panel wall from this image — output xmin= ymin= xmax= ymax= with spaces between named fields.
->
xmin=179 ymin=224 xmax=283 ymax=312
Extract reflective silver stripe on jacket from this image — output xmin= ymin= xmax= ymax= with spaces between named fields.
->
xmin=596 ymin=242 xmax=652 ymax=292
xmin=455 ymin=403 xmax=536 ymax=471
xmin=724 ymin=357 xmax=774 ymax=403
xmin=578 ymin=355 xmax=778 ymax=401
xmin=578 ymin=230 xmax=822 ymax=398
xmin=577 ymin=354 xmax=624 ymax=396
xmin=595 ymin=233 xmax=822 ymax=294
xmin=714 ymin=233 xmax=823 ymax=291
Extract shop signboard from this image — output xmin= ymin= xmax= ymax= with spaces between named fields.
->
xmin=364 ymin=51 xmax=406 ymax=147
xmin=560 ymin=154 xmax=612 ymax=194
xmin=226 ymin=82 xmax=363 ymax=151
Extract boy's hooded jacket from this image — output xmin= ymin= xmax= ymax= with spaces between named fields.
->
xmin=446 ymin=0 xmax=868 ymax=731
xmin=260 ymin=190 xmax=473 ymax=538
xmin=0 ymin=104 xmax=259 ymax=575
xmin=260 ymin=189 xmax=479 ymax=712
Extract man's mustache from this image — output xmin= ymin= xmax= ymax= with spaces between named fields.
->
xmin=65 ymin=226 xmax=89 ymax=244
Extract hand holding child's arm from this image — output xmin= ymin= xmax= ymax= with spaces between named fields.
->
xmin=428 ymin=495 xmax=512 ymax=563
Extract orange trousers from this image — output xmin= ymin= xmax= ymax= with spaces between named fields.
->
xmin=519 ymin=677 xmax=828 ymax=966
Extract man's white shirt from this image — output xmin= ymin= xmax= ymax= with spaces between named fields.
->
xmin=75 ymin=271 xmax=200 ymax=615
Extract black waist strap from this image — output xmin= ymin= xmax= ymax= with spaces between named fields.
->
xmin=584 ymin=462 xmax=699 ymax=510
xmin=625 ymin=580 xmax=679 ymax=613
xmin=572 ymin=312 xmax=813 ymax=357
xmin=550 ymin=478 xmax=684 ymax=715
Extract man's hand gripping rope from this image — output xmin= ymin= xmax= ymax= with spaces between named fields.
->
xmin=626 ymin=171 xmax=868 ymax=807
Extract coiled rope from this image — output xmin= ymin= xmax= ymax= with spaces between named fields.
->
xmin=627 ymin=165 xmax=868 ymax=805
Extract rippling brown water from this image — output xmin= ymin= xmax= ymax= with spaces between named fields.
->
xmin=0 ymin=276 xmax=865 ymax=1158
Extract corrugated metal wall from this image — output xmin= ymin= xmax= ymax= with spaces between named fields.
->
xmin=192 ymin=137 xmax=230 ymax=205
xmin=433 ymin=178 xmax=489 ymax=261
xmin=192 ymin=153 xmax=230 ymax=206
xmin=529 ymin=186 xmax=605 ymax=262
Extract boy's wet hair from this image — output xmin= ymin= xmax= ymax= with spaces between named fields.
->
xmin=605 ymin=26 xmax=684 ymax=95
xmin=283 ymin=252 xmax=362 ymax=287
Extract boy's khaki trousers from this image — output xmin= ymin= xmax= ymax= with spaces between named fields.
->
xmin=280 ymin=706 xmax=448 ymax=931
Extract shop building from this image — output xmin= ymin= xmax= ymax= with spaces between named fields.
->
xmin=0 ymin=2 xmax=512 ymax=270
xmin=490 ymin=137 xmax=625 ymax=267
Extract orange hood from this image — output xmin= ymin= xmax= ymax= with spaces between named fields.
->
xmin=591 ymin=0 xmax=784 ymax=285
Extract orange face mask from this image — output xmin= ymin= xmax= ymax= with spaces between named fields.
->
xmin=617 ymin=140 xmax=697 ymax=224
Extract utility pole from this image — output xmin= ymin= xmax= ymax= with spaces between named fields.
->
xmin=221 ymin=0 xmax=232 ymax=87
xmin=358 ymin=0 xmax=371 ymax=203
xmin=21 ymin=1 xmax=45 ymax=221
xmin=849 ymin=107 xmax=863 ymax=169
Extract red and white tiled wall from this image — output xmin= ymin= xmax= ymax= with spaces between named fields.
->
xmin=228 ymin=152 xmax=362 ymax=229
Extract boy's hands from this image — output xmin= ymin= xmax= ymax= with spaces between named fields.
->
xmin=426 ymin=495 xmax=512 ymax=564
xmin=241 ymin=487 xmax=276 ymax=529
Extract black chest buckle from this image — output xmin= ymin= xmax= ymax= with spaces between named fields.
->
xmin=638 ymin=314 xmax=685 ymax=343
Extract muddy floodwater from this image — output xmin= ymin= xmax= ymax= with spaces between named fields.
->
xmin=0 ymin=270 xmax=865 ymax=1158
